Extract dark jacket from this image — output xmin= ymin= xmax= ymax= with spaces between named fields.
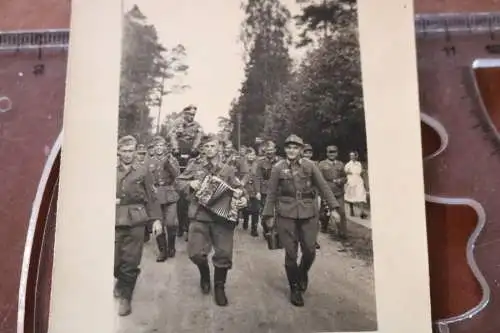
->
xmin=317 ymin=159 xmax=346 ymax=197
xmin=116 ymin=163 xmax=161 ymax=227
xmin=262 ymin=158 xmax=339 ymax=220
xmin=175 ymin=155 xmax=246 ymax=222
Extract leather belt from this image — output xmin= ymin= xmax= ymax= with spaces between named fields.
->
xmin=281 ymin=192 xmax=315 ymax=200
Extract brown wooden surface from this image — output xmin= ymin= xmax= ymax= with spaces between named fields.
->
xmin=0 ymin=1 xmax=69 ymax=332
xmin=415 ymin=0 xmax=500 ymax=13
xmin=474 ymin=68 xmax=500 ymax=131
xmin=0 ymin=0 xmax=70 ymax=30
xmin=418 ymin=30 xmax=500 ymax=332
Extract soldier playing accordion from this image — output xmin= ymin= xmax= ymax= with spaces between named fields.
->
xmin=175 ymin=134 xmax=247 ymax=307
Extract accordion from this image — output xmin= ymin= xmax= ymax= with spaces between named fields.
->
xmin=194 ymin=174 xmax=242 ymax=222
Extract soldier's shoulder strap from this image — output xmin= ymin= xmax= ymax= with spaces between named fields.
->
xmin=318 ymin=159 xmax=330 ymax=166
xmin=273 ymin=159 xmax=287 ymax=169
xmin=334 ymin=160 xmax=344 ymax=167
xmin=256 ymin=156 xmax=266 ymax=164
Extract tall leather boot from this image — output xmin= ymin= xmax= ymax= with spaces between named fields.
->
xmin=250 ymin=213 xmax=259 ymax=237
xmin=242 ymin=211 xmax=249 ymax=230
xmin=166 ymin=227 xmax=176 ymax=258
xmin=156 ymin=233 xmax=168 ymax=262
xmin=197 ymin=262 xmax=211 ymax=294
xmin=213 ymin=267 xmax=229 ymax=306
xmin=285 ymin=265 xmax=304 ymax=307
xmin=117 ymin=274 xmax=138 ymax=316
xmin=298 ymin=256 xmax=315 ymax=292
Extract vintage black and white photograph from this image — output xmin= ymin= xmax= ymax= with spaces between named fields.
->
xmin=114 ymin=0 xmax=375 ymax=332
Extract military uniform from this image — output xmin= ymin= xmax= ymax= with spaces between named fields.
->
xmin=241 ymin=158 xmax=259 ymax=236
xmin=175 ymin=143 xmax=246 ymax=306
xmin=148 ymin=136 xmax=181 ymax=261
xmin=169 ymin=105 xmax=203 ymax=158
xmin=115 ymin=136 xmax=161 ymax=316
xmin=262 ymin=134 xmax=340 ymax=307
xmin=255 ymin=153 xmax=282 ymax=234
xmin=317 ymin=151 xmax=347 ymax=237
xmin=170 ymin=106 xmax=203 ymax=238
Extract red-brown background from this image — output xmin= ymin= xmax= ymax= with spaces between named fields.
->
xmin=0 ymin=0 xmax=497 ymax=333
xmin=0 ymin=1 xmax=69 ymax=332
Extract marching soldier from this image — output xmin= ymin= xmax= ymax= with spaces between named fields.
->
xmin=262 ymin=134 xmax=341 ymax=307
xmin=170 ymin=104 xmax=203 ymax=238
xmin=115 ymin=135 xmax=162 ymax=316
xmin=255 ymin=141 xmax=282 ymax=235
xmin=134 ymin=144 xmax=148 ymax=166
xmin=317 ymin=145 xmax=348 ymax=238
xmin=301 ymin=143 xmax=321 ymax=249
xmin=175 ymin=134 xmax=247 ymax=307
xmin=149 ymin=136 xmax=181 ymax=261
xmin=169 ymin=104 xmax=203 ymax=159
xmin=146 ymin=141 xmax=156 ymax=161
xmin=241 ymin=147 xmax=260 ymax=236
xmin=302 ymin=144 xmax=314 ymax=160
xmin=134 ymin=144 xmax=151 ymax=242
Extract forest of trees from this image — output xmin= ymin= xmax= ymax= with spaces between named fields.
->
xmin=119 ymin=1 xmax=366 ymax=162
xmin=119 ymin=5 xmax=188 ymax=142
xmin=228 ymin=0 xmax=365 ymax=161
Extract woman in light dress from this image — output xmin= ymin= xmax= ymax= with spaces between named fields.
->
xmin=344 ymin=151 xmax=367 ymax=219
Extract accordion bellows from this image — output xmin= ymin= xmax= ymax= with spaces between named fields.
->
xmin=195 ymin=175 xmax=240 ymax=222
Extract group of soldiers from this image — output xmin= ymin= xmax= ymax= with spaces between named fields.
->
xmin=114 ymin=104 xmax=351 ymax=318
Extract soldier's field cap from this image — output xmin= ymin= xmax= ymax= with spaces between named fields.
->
xmin=304 ymin=144 xmax=313 ymax=151
xmin=264 ymin=140 xmax=276 ymax=149
xmin=118 ymin=135 xmax=137 ymax=149
xmin=203 ymin=133 xmax=220 ymax=144
xmin=182 ymin=104 xmax=197 ymax=114
xmin=137 ymin=144 xmax=147 ymax=153
xmin=284 ymin=134 xmax=304 ymax=147
xmin=152 ymin=135 xmax=166 ymax=145
xmin=327 ymin=145 xmax=338 ymax=152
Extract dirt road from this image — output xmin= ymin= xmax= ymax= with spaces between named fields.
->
xmin=115 ymin=224 xmax=377 ymax=333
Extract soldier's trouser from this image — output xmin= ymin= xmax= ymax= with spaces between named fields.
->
xmin=259 ymin=194 xmax=269 ymax=233
xmin=114 ymin=225 xmax=145 ymax=300
xmin=276 ymin=216 xmax=319 ymax=268
xmin=320 ymin=196 xmax=347 ymax=236
xmin=161 ymin=202 xmax=178 ymax=228
xmin=188 ymin=220 xmax=235 ymax=269
xmin=242 ymin=197 xmax=259 ymax=228
xmin=157 ymin=202 xmax=178 ymax=252
xmin=177 ymin=197 xmax=189 ymax=233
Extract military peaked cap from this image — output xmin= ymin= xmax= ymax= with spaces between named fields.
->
xmin=118 ymin=135 xmax=137 ymax=149
xmin=303 ymin=144 xmax=313 ymax=151
xmin=284 ymin=134 xmax=304 ymax=147
xmin=182 ymin=104 xmax=197 ymax=114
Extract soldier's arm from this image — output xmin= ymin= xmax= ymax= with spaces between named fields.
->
xmin=239 ymin=159 xmax=251 ymax=185
xmin=311 ymin=162 xmax=339 ymax=210
xmin=169 ymin=127 xmax=179 ymax=150
xmin=143 ymin=170 xmax=162 ymax=221
xmin=192 ymin=125 xmax=202 ymax=150
xmin=226 ymin=166 xmax=249 ymax=200
xmin=254 ymin=160 xmax=262 ymax=193
xmin=337 ymin=162 xmax=347 ymax=185
xmin=261 ymin=164 xmax=280 ymax=217
xmin=165 ymin=154 xmax=181 ymax=178
xmin=174 ymin=162 xmax=197 ymax=194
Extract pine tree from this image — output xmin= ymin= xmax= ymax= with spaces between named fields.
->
xmin=229 ymin=0 xmax=293 ymax=147
xmin=119 ymin=5 xmax=189 ymax=142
